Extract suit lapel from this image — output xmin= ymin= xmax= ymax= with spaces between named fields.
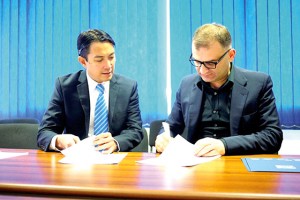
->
xmin=188 ymin=76 xmax=203 ymax=136
xmin=108 ymin=75 xmax=118 ymax=129
xmin=230 ymin=67 xmax=248 ymax=135
xmin=77 ymin=70 xmax=90 ymax=135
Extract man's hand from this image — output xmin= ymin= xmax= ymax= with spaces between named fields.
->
xmin=194 ymin=137 xmax=225 ymax=157
xmin=155 ymin=132 xmax=172 ymax=153
xmin=55 ymin=134 xmax=80 ymax=150
xmin=93 ymin=132 xmax=117 ymax=154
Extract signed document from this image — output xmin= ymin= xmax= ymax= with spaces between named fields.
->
xmin=137 ymin=135 xmax=220 ymax=167
xmin=59 ymin=136 xmax=127 ymax=164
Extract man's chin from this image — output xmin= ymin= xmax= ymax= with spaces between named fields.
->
xmin=102 ymin=73 xmax=113 ymax=81
xmin=200 ymin=74 xmax=214 ymax=82
xmin=200 ymin=77 xmax=212 ymax=83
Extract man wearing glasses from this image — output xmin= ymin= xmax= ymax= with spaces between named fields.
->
xmin=155 ymin=23 xmax=283 ymax=156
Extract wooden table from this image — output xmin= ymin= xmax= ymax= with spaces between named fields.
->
xmin=0 ymin=148 xmax=299 ymax=200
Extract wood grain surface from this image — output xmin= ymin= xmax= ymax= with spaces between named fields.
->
xmin=0 ymin=148 xmax=299 ymax=199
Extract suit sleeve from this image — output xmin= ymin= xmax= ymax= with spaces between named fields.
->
xmin=112 ymin=81 xmax=143 ymax=151
xmin=37 ymin=78 xmax=66 ymax=151
xmin=166 ymin=81 xmax=186 ymax=136
xmin=223 ymin=75 xmax=283 ymax=155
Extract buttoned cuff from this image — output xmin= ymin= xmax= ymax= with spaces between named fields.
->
xmin=114 ymin=138 xmax=120 ymax=152
xmin=220 ymin=138 xmax=228 ymax=155
xmin=50 ymin=135 xmax=61 ymax=151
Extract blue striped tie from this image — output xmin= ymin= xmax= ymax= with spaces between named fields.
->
xmin=94 ymin=84 xmax=108 ymax=135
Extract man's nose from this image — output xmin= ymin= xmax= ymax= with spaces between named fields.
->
xmin=199 ymin=63 xmax=209 ymax=73
xmin=103 ymin=59 xmax=112 ymax=68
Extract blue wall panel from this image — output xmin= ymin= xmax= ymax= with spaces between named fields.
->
xmin=292 ymin=0 xmax=300 ymax=125
xmin=257 ymin=0 xmax=269 ymax=73
xmin=169 ymin=0 xmax=300 ymax=127
xmin=1 ymin=0 xmax=10 ymax=117
xmin=19 ymin=0 xmax=28 ymax=117
xmin=245 ymin=0 xmax=257 ymax=71
xmin=10 ymin=0 xmax=19 ymax=116
xmin=0 ymin=0 xmax=299 ymax=127
xmin=170 ymin=0 xmax=192 ymax=104
xmin=268 ymin=0 xmax=281 ymax=114
xmin=0 ymin=0 xmax=169 ymax=125
xmin=279 ymin=0 xmax=294 ymax=125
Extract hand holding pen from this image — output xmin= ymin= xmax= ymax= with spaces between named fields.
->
xmin=155 ymin=122 xmax=173 ymax=153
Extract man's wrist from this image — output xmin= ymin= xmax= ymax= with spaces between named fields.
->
xmin=50 ymin=135 xmax=60 ymax=151
xmin=220 ymin=138 xmax=227 ymax=155
xmin=113 ymin=139 xmax=120 ymax=152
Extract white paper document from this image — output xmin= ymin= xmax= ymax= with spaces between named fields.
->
xmin=0 ymin=151 xmax=28 ymax=160
xmin=59 ymin=136 xmax=127 ymax=164
xmin=278 ymin=140 xmax=300 ymax=155
xmin=137 ymin=135 xmax=220 ymax=167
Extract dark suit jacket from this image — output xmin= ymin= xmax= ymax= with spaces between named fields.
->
xmin=37 ymin=70 xmax=143 ymax=152
xmin=167 ymin=66 xmax=283 ymax=155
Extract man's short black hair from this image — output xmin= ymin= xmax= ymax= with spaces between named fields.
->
xmin=77 ymin=29 xmax=115 ymax=59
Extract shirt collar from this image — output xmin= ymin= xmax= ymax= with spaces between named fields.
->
xmin=197 ymin=63 xmax=234 ymax=91
xmin=86 ymin=71 xmax=109 ymax=91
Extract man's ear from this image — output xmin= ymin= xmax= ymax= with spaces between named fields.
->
xmin=78 ymin=56 xmax=87 ymax=67
xmin=228 ymin=48 xmax=236 ymax=62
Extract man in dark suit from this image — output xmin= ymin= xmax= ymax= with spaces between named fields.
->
xmin=155 ymin=23 xmax=283 ymax=156
xmin=38 ymin=29 xmax=143 ymax=153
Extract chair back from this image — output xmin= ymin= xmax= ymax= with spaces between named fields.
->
xmin=149 ymin=119 xmax=165 ymax=151
xmin=130 ymin=128 xmax=149 ymax=152
xmin=0 ymin=118 xmax=39 ymax=124
xmin=0 ymin=118 xmax=39 ymax=149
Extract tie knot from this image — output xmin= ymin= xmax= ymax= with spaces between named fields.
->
xmin=96 ymin=84 xmax=104 ymax=95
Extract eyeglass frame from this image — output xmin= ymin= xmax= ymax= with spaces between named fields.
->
xmin=189 ymin=48 xmax=231 ymax=69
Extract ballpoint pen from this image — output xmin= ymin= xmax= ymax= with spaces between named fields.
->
xmin=162 ymin=122 xmax=171 ymax=137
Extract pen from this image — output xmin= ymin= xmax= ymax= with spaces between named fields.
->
xmin=162 ymin=122 xmax=171 ymax=137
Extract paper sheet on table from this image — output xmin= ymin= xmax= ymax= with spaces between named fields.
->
xmin=137 ymin=135 xmax=220 ymax=167
xmin=0 ymin=151 xmax=28 ymax=160
xmin=278 ymin=140 xmax=300 ymax=155
xmin=59 ymin=136 xmax=127 ymax=164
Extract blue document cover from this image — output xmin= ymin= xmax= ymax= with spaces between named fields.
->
xmin=242 ymin=158 xmax=300 ymax=172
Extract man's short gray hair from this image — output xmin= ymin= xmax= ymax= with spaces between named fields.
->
xmin=192 ymin=23 xmax=232 ymax=49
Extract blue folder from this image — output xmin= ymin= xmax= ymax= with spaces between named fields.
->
xmin=242 ymin=158 xmax=300 ymax=172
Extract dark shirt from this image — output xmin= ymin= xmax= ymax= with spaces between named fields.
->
xmin=197 ymin=66 xmax=234 ymax=140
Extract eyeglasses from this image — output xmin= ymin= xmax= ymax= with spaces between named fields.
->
xmin=189 ymin=49 xmax=231 ymax=69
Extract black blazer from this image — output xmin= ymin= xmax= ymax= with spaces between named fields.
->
xmin=167 ymin=66 xmax=283 ymax=155
xmin=37 ymin=70 xmax=143 ymax=152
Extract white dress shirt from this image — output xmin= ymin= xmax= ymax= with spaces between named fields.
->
xmin=86 ymin=72 xmax=109 ymax=136
xmin=50 ymin=71 xmax=111 ymax=151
